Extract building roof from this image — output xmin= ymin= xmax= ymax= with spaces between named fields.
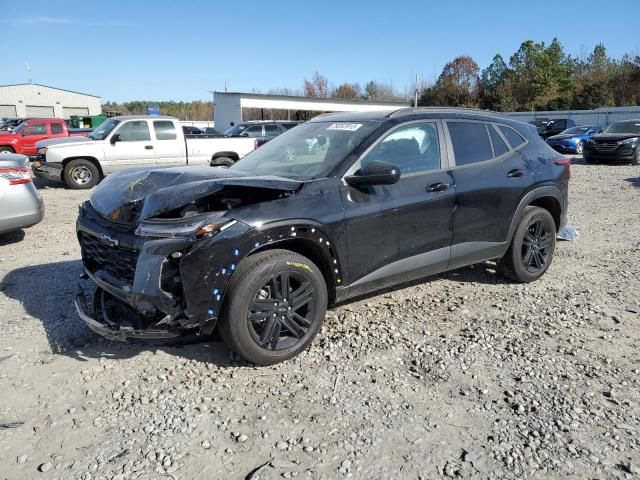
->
xmin=216 ymin=91 xmax=407 ymax=107
xmin=0 ymin=83 xmax=101 ymax=98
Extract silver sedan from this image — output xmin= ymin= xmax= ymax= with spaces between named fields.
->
xmin=0 ymin=153 xmax=44 ymax=235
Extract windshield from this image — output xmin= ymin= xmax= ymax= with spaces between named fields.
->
xmin=89 ymin=119 xmax=120 ymax=140
xmin=12 ymin=121 xmax=28 ymax=133
xmin=562 ymin=126 xmax=590 ymax=135
xmin=603 ymin=121 xmax=640 ymax=135
xmin=229 ymin=121 xmax=380 ymax=180
xmin=224 ymin=124 xmax=249 ymax=135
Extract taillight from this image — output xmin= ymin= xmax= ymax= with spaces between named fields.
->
xmin=554 ymin=157 xmax=571 ymax=178
xmin=0 ymin=167 xmax=33 ymax=185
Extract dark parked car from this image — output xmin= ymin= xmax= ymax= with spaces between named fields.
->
xmin=529 ymin=118 xmax=551 ymax=135
xmin=182 ymin=126 xmax=203 ymax=135
xmin=74 ymin=108 xmax=569 ymax=365
xmin=224 ymin=122 xmax=297 ymax=141
xmin=583 ymin=120 xmax=640 ymax=165
xmin=201 ymin=127 xmax=222 ymax=136
xmin=545 ymin=125 xmax=602 ymax=154
xmin=539 ymin=118 xmax=576 ymax=139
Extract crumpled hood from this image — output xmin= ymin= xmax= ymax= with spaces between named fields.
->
xmin=90 ymin=166 xmax=303 ymax=224
xmin=36 ymin=136 xmax=93 ymax=148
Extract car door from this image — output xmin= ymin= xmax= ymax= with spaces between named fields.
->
xmin=105 ymin=120 xmax=156 ymax=173
xmin=445 ymin=120 xmax=533 ymax=268
xmin=20 ymin=121 xmax=49 ymax=154
xmin=341 ymin=120 xmax=455 ymax=294
xmin=153 ymin=120 xmax=185 ymax=167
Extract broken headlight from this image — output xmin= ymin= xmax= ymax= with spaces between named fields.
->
xmin=136 ymin=218 xmax=237 ymax=239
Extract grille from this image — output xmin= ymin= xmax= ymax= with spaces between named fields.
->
xmin=80 ymin=232 xmax=138 ymax=285
xmin=594 ymin=142 xmax=619 ymax=152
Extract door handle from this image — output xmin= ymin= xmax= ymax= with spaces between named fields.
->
xmin=507 ymin=169 xmax=524 ymax=178
xmin=426 ymin=182 xmax=449 ymax=193
xmin=145 ymin=145 xmax=154 ymax=150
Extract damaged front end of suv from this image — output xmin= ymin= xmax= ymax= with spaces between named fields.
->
xmin=75 ymin=166 xmax=305 ymax=341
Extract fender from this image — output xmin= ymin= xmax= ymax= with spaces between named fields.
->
xmin=506 ymin=184 xmax=563 ymax=242
xmin=178 ymin=221 xmax=342 ymax=329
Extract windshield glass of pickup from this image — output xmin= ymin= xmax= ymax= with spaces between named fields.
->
xmin=89 ymin=119 xmax=120 ymax=140
xmin=603 ymin=122 xmax=640 ymax=135
xmin=229 ymin=121 xmax=379 ymax=180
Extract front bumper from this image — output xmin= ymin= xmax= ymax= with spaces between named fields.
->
xmin=31 ymin=156 xmax=63 ymax=182
xmin=584 ymin=144 xmax=637 ymax=162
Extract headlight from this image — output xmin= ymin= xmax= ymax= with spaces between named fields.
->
xmin=135 ymin=218 xmax=236 ymax=239
xmin=620 ymin=137 xmax=639 ymax=146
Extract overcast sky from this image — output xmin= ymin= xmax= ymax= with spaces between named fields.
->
xmin=1 ymin=0 xmax=638 ymax=102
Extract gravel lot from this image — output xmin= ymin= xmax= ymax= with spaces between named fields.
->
xmin=1 ymin=159 xmax=639 ymax=480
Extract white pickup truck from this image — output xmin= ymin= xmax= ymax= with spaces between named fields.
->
xmin=32 ymin=115 xmax=257 ymax=189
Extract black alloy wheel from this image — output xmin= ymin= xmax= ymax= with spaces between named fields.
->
xmin=248 ymin=270 xmax=315 ymax=350
xmin=521 ymin=219 xmax=553 ymax=274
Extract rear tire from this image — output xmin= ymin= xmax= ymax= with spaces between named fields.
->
xmin=211 ymin=156 xmax=235 ymax=167
xmin=218 ymin=249 xmax=327 ymax=365
xmin=498 ymin=206 xmax=556 ymax=283
xmin=63 ymin=159 xmax=100 ymax=189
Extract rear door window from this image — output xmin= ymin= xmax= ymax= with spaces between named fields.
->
xmin=447 ymin=122 xmax=493 ymax=166
xmin=488 ymin=125 xmax=509 ymax=157
xmin=154 ymin=120 xmax=177 ymax=140
xmin=264 ymin=124 xmax=281 ymax=136
xmin=50 ymin=123 xmax=64 ymax=134
xmin=498 ymin=125 xmax=526 ymax=148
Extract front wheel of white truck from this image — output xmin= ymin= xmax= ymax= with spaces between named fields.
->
xmin=63 ymin=159 xmax=101 ymax=189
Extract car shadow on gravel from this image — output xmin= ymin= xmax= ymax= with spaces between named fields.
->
xmin=0 ymin=260 xmax=242 ymax=366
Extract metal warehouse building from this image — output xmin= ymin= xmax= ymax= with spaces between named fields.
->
xmin=0 ymin=83 xmax=101 ymax=119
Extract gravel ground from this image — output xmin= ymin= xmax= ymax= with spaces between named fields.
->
xmin=1 ymin=159 xmax=639 ymax=480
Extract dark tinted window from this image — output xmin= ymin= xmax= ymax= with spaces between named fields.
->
xmin=264 ymin=124 xmax=282 ymax=136
xmin=244 ymin=125 xmax=263 ymax=137
xmin=50 ymin=123 xmax=63 ymax=134
xmin=117 ymin=121 xmax=151 ymax=141
xmin=24 ymin=123 xmax=47 ymax=135
xmin=448 ymin=122 xmax=493 ymax=166
xmin=154 ymin=120 xmax=176 ymax=140
xmin=489 ymin=125 xmax=509 ymax=157
xmin=363 ymin=122 xmax=441 ymax=174
xmin=498 ymin=125 xmax=526 ymax=148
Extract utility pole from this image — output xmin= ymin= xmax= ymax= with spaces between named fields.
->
xmin=26 ymin=63 xmax=32 ymax=84
xmin=414 ymin=72 xmax=419 ymax=108
xmin=207 ymin=90 xmax=215 ymax=122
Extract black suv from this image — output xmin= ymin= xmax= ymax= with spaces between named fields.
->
xmin=75 ymin=108 xmax=569 ymax=365
xmin=224 ymin=121 xmax=301 ymax=141
xmin=583 ymin=120 xmax=640 ymax=165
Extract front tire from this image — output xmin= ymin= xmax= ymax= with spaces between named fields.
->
xmin=218 ymin=249 xmax=327 ymax=365
xmin=631 ymin=147 xmax=640 ymax=166
xmin=63 ymin=159 xmax=100 ymax=189
xmin=498 ymin=206 xmax=556 ymax=283
xmin=0 ymin=146 xmax=15 ymax=154
xmin=575 ymin=141 xmax=584 ymax=155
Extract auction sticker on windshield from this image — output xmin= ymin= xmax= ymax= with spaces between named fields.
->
xmin=327 ymin=123 xmax=363 ymax=131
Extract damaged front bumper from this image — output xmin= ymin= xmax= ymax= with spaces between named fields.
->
xmin=76 ymin=202 xmax=253 ymax=341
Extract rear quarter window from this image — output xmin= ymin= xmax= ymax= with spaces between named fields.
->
xmin=498 ymin=125 xmax=526 ymax=148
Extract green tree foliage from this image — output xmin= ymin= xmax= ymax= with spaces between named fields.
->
xmin=420 ymin=39 xmax=640 ymax=111
xmin=102 ymin=100 xmax=213 ymax=120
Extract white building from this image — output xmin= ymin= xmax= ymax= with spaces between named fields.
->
xmin=0 ymin=83 xmax=101 ymax=119
xmin=214 ymin=92 xmax=407 ymax=133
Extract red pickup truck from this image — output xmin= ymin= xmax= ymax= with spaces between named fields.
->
xmin=0 ymin=118 xmax=89 ymax=156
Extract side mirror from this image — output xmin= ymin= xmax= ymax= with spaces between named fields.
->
xmin=110 ymin=133 xmax=121 ymax=144
xmin=345 ymin=160 xmax=401 ymax=187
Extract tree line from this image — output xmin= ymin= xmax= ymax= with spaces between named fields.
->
xmin=419 ymin=40 xmax=640 ymax=111
xmin=102 ymin=39 xmax=640 ymax=120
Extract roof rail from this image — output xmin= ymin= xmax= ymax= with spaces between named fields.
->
xmin=387 ymin=107 xmax=497 ymax=118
